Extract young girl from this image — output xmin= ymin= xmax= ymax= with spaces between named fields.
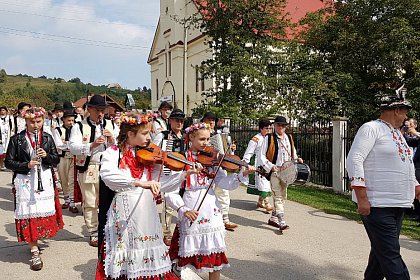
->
xmin=96 ymin=112 xmax=198 ymax=280
xmin=166 ymin=123 xmax=255 ymax=280
xmin=5 ymin=107 xmax=62 ymax=271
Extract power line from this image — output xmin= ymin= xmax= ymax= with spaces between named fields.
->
xmin=0 ymin=30 xmax=150 ymax=51
xmin=0 ymin=0 xmax=159 ymax=19
xmin=0 ymin=8 xmax=157 ymax=28
xmin=0 ymin=26 xmax=151 ymax=49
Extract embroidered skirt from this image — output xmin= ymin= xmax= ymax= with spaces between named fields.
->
xmin=15 ymin=187 xmax=64 ymax=242
xmin=169 ymin=227 xmax=229 ymax=273
xmin=96 ymin=242 xmax=180 ymax=280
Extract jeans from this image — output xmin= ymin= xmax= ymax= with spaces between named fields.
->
xmin=360 ymin=207 xmax=410 ymax=280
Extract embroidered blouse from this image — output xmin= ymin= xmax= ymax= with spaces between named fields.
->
xmin=346 ymin=120 xmax=418 ymax=207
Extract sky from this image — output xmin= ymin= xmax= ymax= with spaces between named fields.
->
xmin=0 ymin=0 xmax=160 ymax=90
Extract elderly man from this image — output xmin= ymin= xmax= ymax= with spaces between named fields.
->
xmin=347 ymin=93 xmax=420 ymax=280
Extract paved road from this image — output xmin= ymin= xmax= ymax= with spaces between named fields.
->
xmin=0 ymin=170 xmax=419 ymax=279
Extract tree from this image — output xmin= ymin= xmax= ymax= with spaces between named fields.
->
xmin=298 ymin=0 xmax=420 ymax=125
xmin=0 ymin=69 xmax=7 ymax=83
xmin=193 ymin=0 xmax=290 ymax=120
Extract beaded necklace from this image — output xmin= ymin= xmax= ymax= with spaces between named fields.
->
xmin=377 ymin=119 xmax=412 ymax=163
xmin=185 ymin=150 xmax=206 ymax=188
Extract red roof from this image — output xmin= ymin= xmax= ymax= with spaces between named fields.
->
xmin=193 ymin=0 xmax=330 ymax=39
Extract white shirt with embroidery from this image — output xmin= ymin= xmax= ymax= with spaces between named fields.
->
xmin=165 ymin=153 xmax=248 ymax=271
xmin=346 ymin=120 xmax=417 ymax=207
xmin=100 ymin=146 xmax=183 ymax=279
xmin=259 ymin=133 xmax=297 ymax=173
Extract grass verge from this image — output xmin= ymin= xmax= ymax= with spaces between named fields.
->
xmin=288 ymin=185 xmax=420 ymax=241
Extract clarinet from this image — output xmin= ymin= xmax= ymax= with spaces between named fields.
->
xmin=97 ymin=117 xmax=107 ymax=147
xmin=33 ymin=128 xmax=44 ymax=192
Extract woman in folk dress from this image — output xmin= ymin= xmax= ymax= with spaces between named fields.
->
xmin=166 ymin=123 xmax=255 ymax=280
xmin=96 ymin=112 xmax=199 ymax=280
xmin=5 ymin=107 xmax=62 ymax=271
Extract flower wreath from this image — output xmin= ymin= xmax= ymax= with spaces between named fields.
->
xmin=22 ymin=107 xmax=46 ymax=119
xmin=185 ymin=122 xmax=210 ymax=134
xmin=115 ymin=112 xmax=157 ymax=126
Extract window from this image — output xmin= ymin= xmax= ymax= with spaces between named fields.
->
xmin=201 ymin=71 xmax=205 ymax=92
xmin=165 ymin=53 xmax=168 ymax=77
xmin=156 ymin=78 xmax=159 ymax=100
xmin=195 ymin=68 xmax=199 ymax=92
xmin=168 ymin=51 xmax=172 ymax=76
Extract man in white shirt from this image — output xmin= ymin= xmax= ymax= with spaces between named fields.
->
xmin=347 ymin=93 xmax=420 ymax=280
xmin=69 ymin=95 xmax=118 ymax=247
xmin=151 ymin=101 xmax=172 ymax=140
xmin=259 ymin=116 xmax=303 ymax=232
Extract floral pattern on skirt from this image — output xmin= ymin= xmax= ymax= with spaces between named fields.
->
xmin=96 ymin=242 xmax=180 ymax=280
xmin=15 ymin=187 xmax=64 ymax=242
xmin=169 ymin=227 xmax=229 ymax=271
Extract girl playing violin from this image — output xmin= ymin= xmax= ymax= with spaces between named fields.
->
xmin=5 ymin=107 xmax=62 ymax=271
xmin=96 ymin=112 xmax=198 ymax=280
xmin=166 ymin=123 xmax=255 ymax=280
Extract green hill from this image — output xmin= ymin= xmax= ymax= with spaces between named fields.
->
xmin=0 ymin=69 xmax=151 ymax=110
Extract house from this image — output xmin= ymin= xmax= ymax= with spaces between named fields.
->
xmin=148 ymin=0 xmax=328 ymax=116
xmin=73 ymin=93 xmax=125 ymax=117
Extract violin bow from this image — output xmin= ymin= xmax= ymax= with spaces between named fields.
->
xmin=189 ymin=146 xmax=230 ymax=227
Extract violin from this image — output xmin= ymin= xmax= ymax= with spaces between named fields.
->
xmin=136 ymin=143 xmax=193 ymax=171
xmin=197 ymin=146 xmax=265 ymax=175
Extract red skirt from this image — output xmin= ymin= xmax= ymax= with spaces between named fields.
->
xmin=169 ymin=227 xmax=229 ymax=271
xmin=96 ymin=242 xmax=180 ymax=280
xmin=15 ymin=187 xmax=64 ymax=242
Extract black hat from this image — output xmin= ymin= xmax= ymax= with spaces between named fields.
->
xmin=63 ymin=101 xmax=74 ymax=110
xmin=61 ymin=109 xmax=77 ymax=119
xmin=169 ymin=108 xmax=185 ymax=119
xmin=273 ymin=116 xmax=289 ymax=125
xmin=86 ymin=95 xmax=108 ymax=109
xmin=53 ymin=103 xmax=64 ymax=111
xmin=17 ymin=102 xmax=31 ymax=111
xmin=158 ymin=101 xmax=173 ymax=110
xmin=380 ymin=86 xmax=412 ymax=110
xmin=201 ymin=112 xmax=217 ymax=122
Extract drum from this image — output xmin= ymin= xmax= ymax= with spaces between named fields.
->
xmin=272 ymin=161 xmax=311 ymax=185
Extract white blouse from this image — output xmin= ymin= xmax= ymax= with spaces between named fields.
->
xmin=346 ymin=120 xmax=418 ymax=208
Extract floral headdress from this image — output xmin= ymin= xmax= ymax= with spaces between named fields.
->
xmin=22 ymin=107 xmax=46 ymax=119
xmin=185 ymin=122 xmax=210 ymax=135
xmin=115 ymin=112 xmax=157 ymax=126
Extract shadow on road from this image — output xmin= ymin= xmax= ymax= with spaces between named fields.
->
xmin=222 ymin=250 xmax=356 ymax=280
xmin=73 ymin=258 xmax=97 ymax=280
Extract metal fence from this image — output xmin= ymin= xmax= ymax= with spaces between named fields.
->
xmin=230 ymin=120 xmax=333 ymax=187
xmin=342 ymin=121 xmax=358 ymax=191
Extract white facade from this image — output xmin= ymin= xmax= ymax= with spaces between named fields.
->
xmin=148 ymin=0 xmax=212 ymax=116
xmin=148 ymin=0 xmax=327 ymax=116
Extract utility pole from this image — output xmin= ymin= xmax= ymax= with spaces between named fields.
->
xmin=182 ymin=20 xmax=188 ymax=114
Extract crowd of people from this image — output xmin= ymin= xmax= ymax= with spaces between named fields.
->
xmin=1 ymin=92 xmax=419 ymax=279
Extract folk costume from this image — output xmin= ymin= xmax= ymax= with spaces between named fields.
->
xmin=151 ymin=101 xmax=173 ymax=140
xmin=5 ymin=107 xmax=63 ymax=270
xmin=243 ymin=132 xmax=272 ymax=210
xmin=96 ymin=112 xmax=181 ymax=280
xmin=53 ymin=110 xmax=78 ymax=213
xmin=166 ymin=123 xmax=249 ymax=273
xmin=259 ymin=116 xmax=297 ymax=231
xmin=346 ymin=95 xmax=417 ymax=280
xmin=152 ymin=109 xmax=187 ymax=245
xmin=69 ymin=95 xmax=119 ymax=246
xmin=0 ymin=111 xmax=13 ymax=166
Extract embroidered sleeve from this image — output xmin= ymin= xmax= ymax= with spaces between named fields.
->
xmin=346 ymin=124 xmax=377 ymax=188
xmin=69 ymin=125 xmax=91 ymax=156
xmin=100 ymin=148 xmax=136 ymax=192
